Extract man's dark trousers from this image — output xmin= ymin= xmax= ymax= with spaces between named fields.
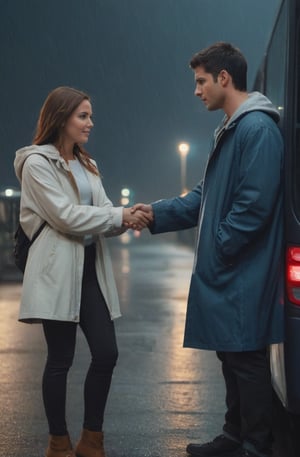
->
xmin=217 ymin=349 xmax=273 ymax=456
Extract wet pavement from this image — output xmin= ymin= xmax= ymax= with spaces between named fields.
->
xmin=0 ymin=233 xmax=225 ymax=457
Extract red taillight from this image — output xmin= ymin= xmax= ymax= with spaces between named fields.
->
xmin=286 ymin=247 xmax=300 ymax=305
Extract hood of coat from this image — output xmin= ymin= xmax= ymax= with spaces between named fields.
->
xmin=14 ymin=144 xmax=62 ymax=183
xmin=214 ymin=91 xmax=281 ymax=142
xmin=230 ymin=91 xmax=280 ymax=124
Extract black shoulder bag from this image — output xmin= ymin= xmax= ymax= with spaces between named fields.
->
xmin=14 ymin=221 xmax=47 ymax=273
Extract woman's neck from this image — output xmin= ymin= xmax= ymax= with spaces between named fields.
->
xmin=54 ymin=141 xmax=75 ymax=161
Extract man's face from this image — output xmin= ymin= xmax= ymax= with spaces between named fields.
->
xmin=193 ymin=66 xmax=225 ymax=111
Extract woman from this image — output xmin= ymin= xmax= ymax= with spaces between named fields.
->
xmin=14 ymin=86 xmax=151 ymax=457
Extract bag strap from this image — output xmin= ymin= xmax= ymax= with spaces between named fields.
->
xmin=22 ymin=153 xmax=49 ymax=244
xmin=31 ymin=221 xmax=47 ymax=244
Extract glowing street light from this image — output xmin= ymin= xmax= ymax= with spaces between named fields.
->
xmin=120 ymin=187 xmax=135 ymax=206
xmin=121 ymin=188 xmax=130 ymax=197
xmin=120 ymin=188 xmax=130 ymax=206
xmin=178 ymin=142 xmax=190 ymax=195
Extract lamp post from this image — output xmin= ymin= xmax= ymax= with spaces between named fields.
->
xmin=178 ymin=142 xmax=190 ymax=195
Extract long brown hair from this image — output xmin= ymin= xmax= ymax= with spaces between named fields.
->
xmin=33 ymin=86 xmax=99 ymax=175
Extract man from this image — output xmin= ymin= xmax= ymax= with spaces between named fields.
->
xmin=133 ymin=42 xmax=284 ymax=457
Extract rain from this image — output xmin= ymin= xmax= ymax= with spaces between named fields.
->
xmin=0 ymin=0 xmax=281 ymax=204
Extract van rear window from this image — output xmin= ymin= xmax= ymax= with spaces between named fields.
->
xmin=264 ymin=1 xmax=287 ymax=124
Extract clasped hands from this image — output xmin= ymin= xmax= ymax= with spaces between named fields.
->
xmin=122 ymin=204 xmax=153 ymax=231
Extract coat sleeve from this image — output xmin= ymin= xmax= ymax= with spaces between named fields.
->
xmin=150 ymin=182 xmax=202 ymax=234
xmin=21 ymin=154 xmax=123 ymax=236
xmin=216 ymin=119 xmax=284 ymax=261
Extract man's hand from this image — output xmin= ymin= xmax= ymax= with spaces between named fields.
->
xmin=130 ymin=203 xmax=153 ymax=230
xmin=122 ymin=205 xmax=153 ymax=231
xmin=131 ymin=203 xmax=153 ymax=215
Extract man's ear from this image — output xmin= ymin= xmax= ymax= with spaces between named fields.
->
xmin=218 ymin=70 xmax=230 ymax=87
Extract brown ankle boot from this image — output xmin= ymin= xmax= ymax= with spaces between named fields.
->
xmin=45 ymin=434 xmax=75 ymax=457
xmin=75 ymin=429 xmax=106 ymax=457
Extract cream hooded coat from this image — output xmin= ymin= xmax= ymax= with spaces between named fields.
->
xmin=14 ymin=144 xmax=124 ymax=323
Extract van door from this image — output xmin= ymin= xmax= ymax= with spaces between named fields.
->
xmin=260 ymin=0 xmax=300 ymax=416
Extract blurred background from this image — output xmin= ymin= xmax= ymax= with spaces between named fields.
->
xmin=0 ymin=0 xmax=281 ymax=204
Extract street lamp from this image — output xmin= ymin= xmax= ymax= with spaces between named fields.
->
xmin=178 ymin=142 xmax=190 ymax=195
xmin=120 ymin=187 xmax=135 ymax=206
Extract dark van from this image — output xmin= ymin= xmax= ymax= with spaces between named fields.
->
xmin=254 ymin=0 xmax=300 ymax=455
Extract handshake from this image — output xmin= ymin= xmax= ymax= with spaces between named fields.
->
xmin=122 ymin=203 xmax=153 ymax=231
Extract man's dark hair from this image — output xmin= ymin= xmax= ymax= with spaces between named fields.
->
xmin=190 ymin=42 xmax=247 ymax=91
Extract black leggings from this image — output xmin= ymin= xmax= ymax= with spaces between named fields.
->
xmin=42 ymin=244 xmax=118 ymax=435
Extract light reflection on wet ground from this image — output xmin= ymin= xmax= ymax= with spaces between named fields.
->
xmin=0 ymin=234 xmax=224 ymax=457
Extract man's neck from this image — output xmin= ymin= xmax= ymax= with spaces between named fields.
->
xmin=223 ymin=91 xmax=248 ymax=119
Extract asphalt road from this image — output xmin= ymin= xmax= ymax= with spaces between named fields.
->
xmin=2 ymin=230 xmax=299 ymax=457
xmin=0 ymin=232 xmax=226 ymax=457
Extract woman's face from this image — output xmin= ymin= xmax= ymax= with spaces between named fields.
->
xmin=62 ymin=99 xmax=94 ymax=145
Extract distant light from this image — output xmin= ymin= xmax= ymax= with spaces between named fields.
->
xmin=178 ymin=142 xmax=190 ymax=157
xmin=121 ymin=197 xmax=130 ymax=206
xmin=180 ymin=189 xmax=189 ymax=197
xmin=120 ymin=232 xmax=131 ymax=245
xmin=133 ymin=230 xmax=141 ymax=238
xmin=121 ymin=188 xmax=130 ymax=197
xmin=5 ymin=188 xmax=14 ymax=197
xmin=278 ymin=106 xmax=284 ymax=111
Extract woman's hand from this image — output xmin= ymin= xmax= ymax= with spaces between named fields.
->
xmin=131 ymin=203 xmax=153 ymax=215
xmin=122 ymin=206 xmax=153 ymax=230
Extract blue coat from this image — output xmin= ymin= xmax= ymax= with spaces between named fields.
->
xmin=151 ymin=92 xmax=284 ymax=351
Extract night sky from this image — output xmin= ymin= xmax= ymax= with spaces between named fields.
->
xmin=0 ymin=0 xmax=281 ymax=204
